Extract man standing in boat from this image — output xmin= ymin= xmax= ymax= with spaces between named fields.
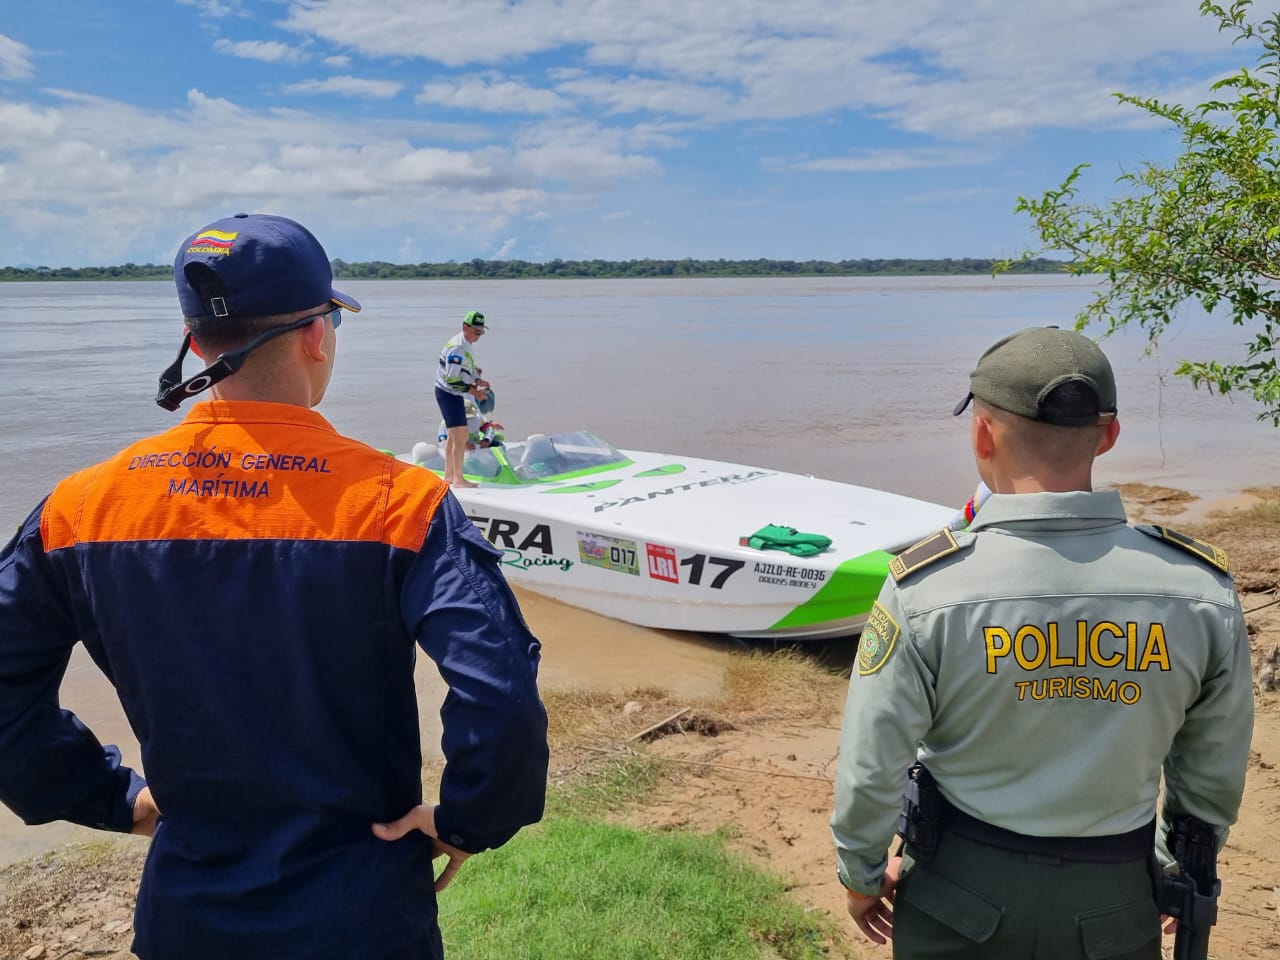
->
xmin=435 ymin=308 xmax=491 ymax=487
xmin=0 ymin=214 xmax=548 ymax=960
xmin=830 ymin=326 xmax=1253 ymax=959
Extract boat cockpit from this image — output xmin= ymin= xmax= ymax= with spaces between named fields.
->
xmin=408 ymin=430 xmax=633 ymax=484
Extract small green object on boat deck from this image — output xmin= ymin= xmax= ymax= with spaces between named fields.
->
xmin=739 ymin=524 xmax=833 ymax=557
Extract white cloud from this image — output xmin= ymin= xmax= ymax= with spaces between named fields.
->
xmin=0 ymin=84 xmax=664 ymax=265
xmin=381 ymin=144 xmax=510 ymax=190
xmin=853 ymin=0 xmax=1230 ymax=137
xmin=0 ymin=101 xmax=62 ymax=141
xmin=276 ymin=0 xmax=1236 ymax=136
xmin=555 ymin=75 xmax=729 ymax=116
xmin=516 ymin=142 xmax=658 ymax=183
xmin=285 ymin=76 xmax=403 ymax=98
xmin=177 ymin=0 xmax=245 ymax=17
xmin=492 ymin=237 xmax=517 ymax=258
xmin=395 ymin=236 xmax=417 ymax=261
xmin=324 ymin=54 xmax=351 ymax=68
xmin=512 ymin=119 xmax=663 ymax=183
xmin=0 ymin=34 xmax=34 ymax=81
xmin=789 ymin=147 xmax=992 ymax=173
xmin=904 ymin=186 xmax=1004 ymax=204
xmin=213 ymin=38 xmax=303 ymax=64
xmin=280 ymin=0 xmax=583 ymax=66
xmin=620 ymin=122 xmax=688 ymax=151
xmin=417 ymin=74 xmax=567 ymax=114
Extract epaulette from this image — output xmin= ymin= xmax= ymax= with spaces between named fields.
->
xmin=1135 ymin=524 xmax=1230 ymax=574
xmin=888 ymin=528 xmax=963 ymax=583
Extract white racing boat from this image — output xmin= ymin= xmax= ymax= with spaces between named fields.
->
xmin=401 ymin=431 xmax=956 ymax=640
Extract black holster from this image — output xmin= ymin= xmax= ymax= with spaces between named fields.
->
xmin=897 ymin=763 xmax=942 ymax=861
xmin=1157 ymin=814 xmax=1220 ymax=960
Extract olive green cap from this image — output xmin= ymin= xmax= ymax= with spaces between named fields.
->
xmin=953 ymin=326 xmax=1117 ymax=426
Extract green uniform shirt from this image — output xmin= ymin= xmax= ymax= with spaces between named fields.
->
xmin=831 ymin=490 xmax=1254 ymax=896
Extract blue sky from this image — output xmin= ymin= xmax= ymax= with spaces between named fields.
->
xmin=0 ymin=0 xmax=1258 ymax=266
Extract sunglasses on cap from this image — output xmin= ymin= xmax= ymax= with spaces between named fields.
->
xmin=156 ymin=307 xmax=341 ymax=411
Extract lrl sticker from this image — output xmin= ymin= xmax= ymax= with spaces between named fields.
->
xmin=646 ymin=543 xmax=679 ymax=583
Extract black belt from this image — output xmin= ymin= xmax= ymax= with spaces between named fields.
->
xmin=939 ymin=796 xmax=1155 ymax=864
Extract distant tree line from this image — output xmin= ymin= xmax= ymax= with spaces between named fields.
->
xmin=0 ymin=256 xmax=1068 ymax=282
xmin=0 ymin=263 xmax=172 ymax=281
xmin=331 ymin=257 xmax=1068 ymax=279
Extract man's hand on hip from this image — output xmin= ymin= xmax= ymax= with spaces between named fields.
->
xmin=373 ymin=804 xmax=472 ymax=892
xmin=130 ymin=786 xmax=161 ymax=837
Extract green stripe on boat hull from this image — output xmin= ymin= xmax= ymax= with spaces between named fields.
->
xmin=768 ymin=550 xmax=894 ymax=632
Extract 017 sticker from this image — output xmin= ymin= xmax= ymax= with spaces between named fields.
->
xmin=577 ymin=531 xmax=640 ymax=576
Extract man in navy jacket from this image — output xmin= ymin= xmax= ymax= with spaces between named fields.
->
xmin=0 ymin=213 xmax=549 ymax=959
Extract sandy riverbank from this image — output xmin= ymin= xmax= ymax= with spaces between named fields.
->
xmin=2 ymin=484 xmax=1277 ymax=960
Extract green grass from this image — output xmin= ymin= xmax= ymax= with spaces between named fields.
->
xmin=438 ymin=815 xmax=838 ymax=960
xmin=434 ymin=656 xmax=854 ymax=959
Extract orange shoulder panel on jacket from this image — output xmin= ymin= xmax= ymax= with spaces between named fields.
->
xmin=41 ymin=417 xmax=448 ymax=553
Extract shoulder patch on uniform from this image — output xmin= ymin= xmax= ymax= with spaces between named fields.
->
xmin=888 ymin=528 xmax=961 ymax=583
xmin=1136 ymin=524 xmax=1230 ymax=574
xmin=857 ymin=601 xmax=901 ymax=676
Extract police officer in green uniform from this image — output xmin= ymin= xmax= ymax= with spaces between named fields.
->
xmin=830 ymin=326 xmax=1254 ymax=959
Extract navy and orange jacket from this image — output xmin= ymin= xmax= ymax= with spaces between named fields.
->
xmin=0 ymin=400 xmax=549 ymax=960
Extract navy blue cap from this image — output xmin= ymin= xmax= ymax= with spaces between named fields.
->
xmin=174 ymin=213 xmax=360 ymax=321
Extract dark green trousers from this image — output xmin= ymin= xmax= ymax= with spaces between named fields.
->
xmin=894 ymin=832 xmax=1161 ymax=959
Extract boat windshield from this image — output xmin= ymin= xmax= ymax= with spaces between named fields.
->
xmin=503 ymin=431 xmax=629 ymax=481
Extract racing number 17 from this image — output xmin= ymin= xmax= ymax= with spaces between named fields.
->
xmin=680 ymin=553 xmax=746 ymax=589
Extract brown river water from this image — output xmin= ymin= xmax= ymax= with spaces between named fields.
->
xmin=2 ymin=275 xmax=1277 ymax=862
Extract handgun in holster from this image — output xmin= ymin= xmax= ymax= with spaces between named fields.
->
xmin=896 ymin=763 xmax=942 ymax=861
xmin=1157 ymin=813 xmax=1221 ymax=960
